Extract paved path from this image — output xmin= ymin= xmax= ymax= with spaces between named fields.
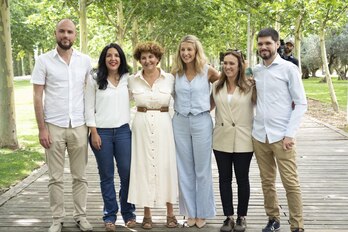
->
xmin=0 ymin=116 xmax=347 ymax=232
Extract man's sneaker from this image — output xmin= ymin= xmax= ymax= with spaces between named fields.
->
xmin=48 ymin=221 xmax=63 ymax=232
xmin=220 ymin=217 xmax=235 ymax=232
xmin=75 ymin=217 xmax=93 ymax=231
xmin=234 ymin=217 xmax=247 ymax=232
xmin=292 ymin=229 xmax=305 ymax=232
xmin=262 ymin=219 xmax=280 ymax=232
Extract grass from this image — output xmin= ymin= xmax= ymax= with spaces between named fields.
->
xmin=303 ymin=77 xmax=348 ymax=111
xmin=0 ymin=80 xmax=45 ymax=191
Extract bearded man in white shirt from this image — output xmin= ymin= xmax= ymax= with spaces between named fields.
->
xmin=252 ymin=28 xmax=307 ymax=232
xmin=31 ymin=19 xmax=93 ymax=232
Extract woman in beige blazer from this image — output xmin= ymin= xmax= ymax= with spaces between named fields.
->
xmin=211 ymin=50 xmax=255 ymax=232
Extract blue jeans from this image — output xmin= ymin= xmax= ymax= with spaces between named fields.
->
xmin=90 ymin=124 xmax=135 ymax=223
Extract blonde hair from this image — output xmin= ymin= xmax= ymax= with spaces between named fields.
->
xmin=171 ymin=35 xmax=207 ymax=76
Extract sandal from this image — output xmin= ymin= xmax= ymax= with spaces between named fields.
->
xmin=166 ymin=215 xmax=178 ymax=228
xmin=142 ymin=217 xmax=153 ymax=229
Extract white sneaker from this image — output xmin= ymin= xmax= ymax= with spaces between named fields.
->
xmin=48 ymin=222 xmax=63 ymax=232
xmin=75 ymin=217 xmax=93 ymax=231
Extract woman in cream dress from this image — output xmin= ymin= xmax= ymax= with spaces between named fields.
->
xmin=128 ymin=41 xmax=178 ymax=229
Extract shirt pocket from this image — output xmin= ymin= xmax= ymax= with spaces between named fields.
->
xmin=159 ymin=87 xmax=172 ymax=95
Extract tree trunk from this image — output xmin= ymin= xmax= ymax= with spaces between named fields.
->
xmin=79 ymin=0 xmax=88 ymax=53
xmin=28 ymin=52 xmax=33 ymax=72
xmin=116 ymin=1 xmax=124 ymax=46
xmin=0 ymin=0 xmax=19 ymax=149
xmin=319 ymin=27 xmax=339 ymax=112
xmin=21 ymin=56 xmax=25 ymax=76
xmin=294 ymin=11 xmax=304 ymax=74
xmin=131 ymin=19 xmax=138 ymax=73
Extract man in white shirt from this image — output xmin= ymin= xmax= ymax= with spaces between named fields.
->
xmin=31 ymin=19 xmax=93 ymax=232
xmin=252 ymin=28 xmax=307 ymax=232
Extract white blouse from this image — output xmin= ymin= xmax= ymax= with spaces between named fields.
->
xmin=84 ymin=73 xmax=130 ymax=128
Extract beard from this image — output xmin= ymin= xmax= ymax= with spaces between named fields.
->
xmin=259 ymin=49 xmax=276 ymax=60
xmin=57 ymin=40 xmax=73 ymax=50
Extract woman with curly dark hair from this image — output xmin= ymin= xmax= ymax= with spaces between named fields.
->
xmin=128 ymin=41 xmax=178 ymax=229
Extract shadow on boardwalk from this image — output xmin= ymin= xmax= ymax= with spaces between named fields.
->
xmin=0 ymin=115 xmax=347 ymax=232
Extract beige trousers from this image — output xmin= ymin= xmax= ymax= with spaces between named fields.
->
xmin=252 ymin=137 xmax=304 ymax=230
xmin=45 ymin=123 xmax=88 ymax=222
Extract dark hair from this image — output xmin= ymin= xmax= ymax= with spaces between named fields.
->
xmin=257 ymin=27 xmax=279 ymax=42
xmin=133 ymin=41 xmax=164 ymax=62
xmin=94 ymin=43 xmax=129 ymax=90
xmin=215 ymin=50 xmax=251 ymax=94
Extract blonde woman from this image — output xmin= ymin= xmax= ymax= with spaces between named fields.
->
xmin=171 ymin=35 xmax=219 ymax=228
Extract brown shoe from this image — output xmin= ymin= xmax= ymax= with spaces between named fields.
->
xmin=166 ymin=215 xmax=178 ymax=228
xmin=142 ymin=217 xmax=153 ymax=229
xmin=125 ymin=219 xmax=136 ymax=228
xmin=105 ymin=222 xmax=116 ymax=232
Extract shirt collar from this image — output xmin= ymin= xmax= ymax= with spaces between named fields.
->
xmin=262 ymin=54 xmax=282 ymax=68
xmin=135 ymin=68 xmax=165 ymax=80
xmin=52 ymin=47 xmax=79 ymax=58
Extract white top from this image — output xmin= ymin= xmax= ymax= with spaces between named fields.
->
xmin=84 ymin=73 xmax=130 ymax=128
xmin=252 ymin=54 xmax=307 ymax=143
xmin=31 ymin=48 xmax=92 ymax=128
xmin=227 ymin=94 xmax=233 ymax=103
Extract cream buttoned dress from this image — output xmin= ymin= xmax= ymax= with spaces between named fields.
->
xmin=127 ymin=69 xmax=178 ymax=208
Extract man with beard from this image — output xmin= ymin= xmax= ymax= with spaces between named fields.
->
xmin=31 ymin=19 xmax=93 ymax=232
xmin=251 ymin=28 xmax=307 ymax=232
xmin=282 ymin=39 xmax=299 ymax=67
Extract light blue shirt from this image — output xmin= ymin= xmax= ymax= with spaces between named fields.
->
xmin=174 ymin=64 xmax=210 ymax=116
xmin=252 ymin=54 xmax=307 ymax=143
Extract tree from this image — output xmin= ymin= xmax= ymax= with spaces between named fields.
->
xmin=0 ymin=0 xmax=18 ymax=149
xmin=301 ymin=35 xmax=321 ymax=78
xmin=308 ymin=0 xmax=348 ymax=112
xmin=326 ymin=24 xmax=348 ymax=80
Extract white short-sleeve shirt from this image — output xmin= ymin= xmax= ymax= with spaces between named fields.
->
xmin=31 ymin=48 xmax=92 ymax=128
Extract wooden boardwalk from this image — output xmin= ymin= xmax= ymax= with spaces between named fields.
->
xmin=0 ymin=115 xmax=347 ymax=232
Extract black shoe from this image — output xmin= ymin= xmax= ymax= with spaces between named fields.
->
xmin=234 ymin=216 xmax=247 ymax=232
xmin=220 ymin=217 xmax=235 ymax=232
xmin=262 ymin=219 xmax=280 ymax=232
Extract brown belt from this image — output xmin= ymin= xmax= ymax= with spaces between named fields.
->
xmin=137 ymin=106 xmax=169 ymax=112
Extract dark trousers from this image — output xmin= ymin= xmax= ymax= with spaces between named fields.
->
xmin=90 ymin=124 xmax=135 ymax=223
xmin=213 ymin=150 xmax=253 ymax=216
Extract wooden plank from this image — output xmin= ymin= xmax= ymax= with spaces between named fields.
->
xmin=0 ymin=115 xmax=347 ymax=231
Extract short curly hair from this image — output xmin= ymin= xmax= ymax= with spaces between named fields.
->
xmin=133 ymin=41 xmax=164 ymax=62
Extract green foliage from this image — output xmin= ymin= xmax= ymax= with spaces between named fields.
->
xmin=301 ymin=34 xmax=322 ymax=76
xmin=303 ymin=77 xmax=348 ymax=110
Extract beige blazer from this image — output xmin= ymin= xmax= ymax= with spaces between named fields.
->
xmin=212 ymin=81 xmax=254 ymax=153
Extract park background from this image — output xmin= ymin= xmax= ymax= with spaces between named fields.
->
xmin=0 ymin=0 xmax=347 ymax=208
